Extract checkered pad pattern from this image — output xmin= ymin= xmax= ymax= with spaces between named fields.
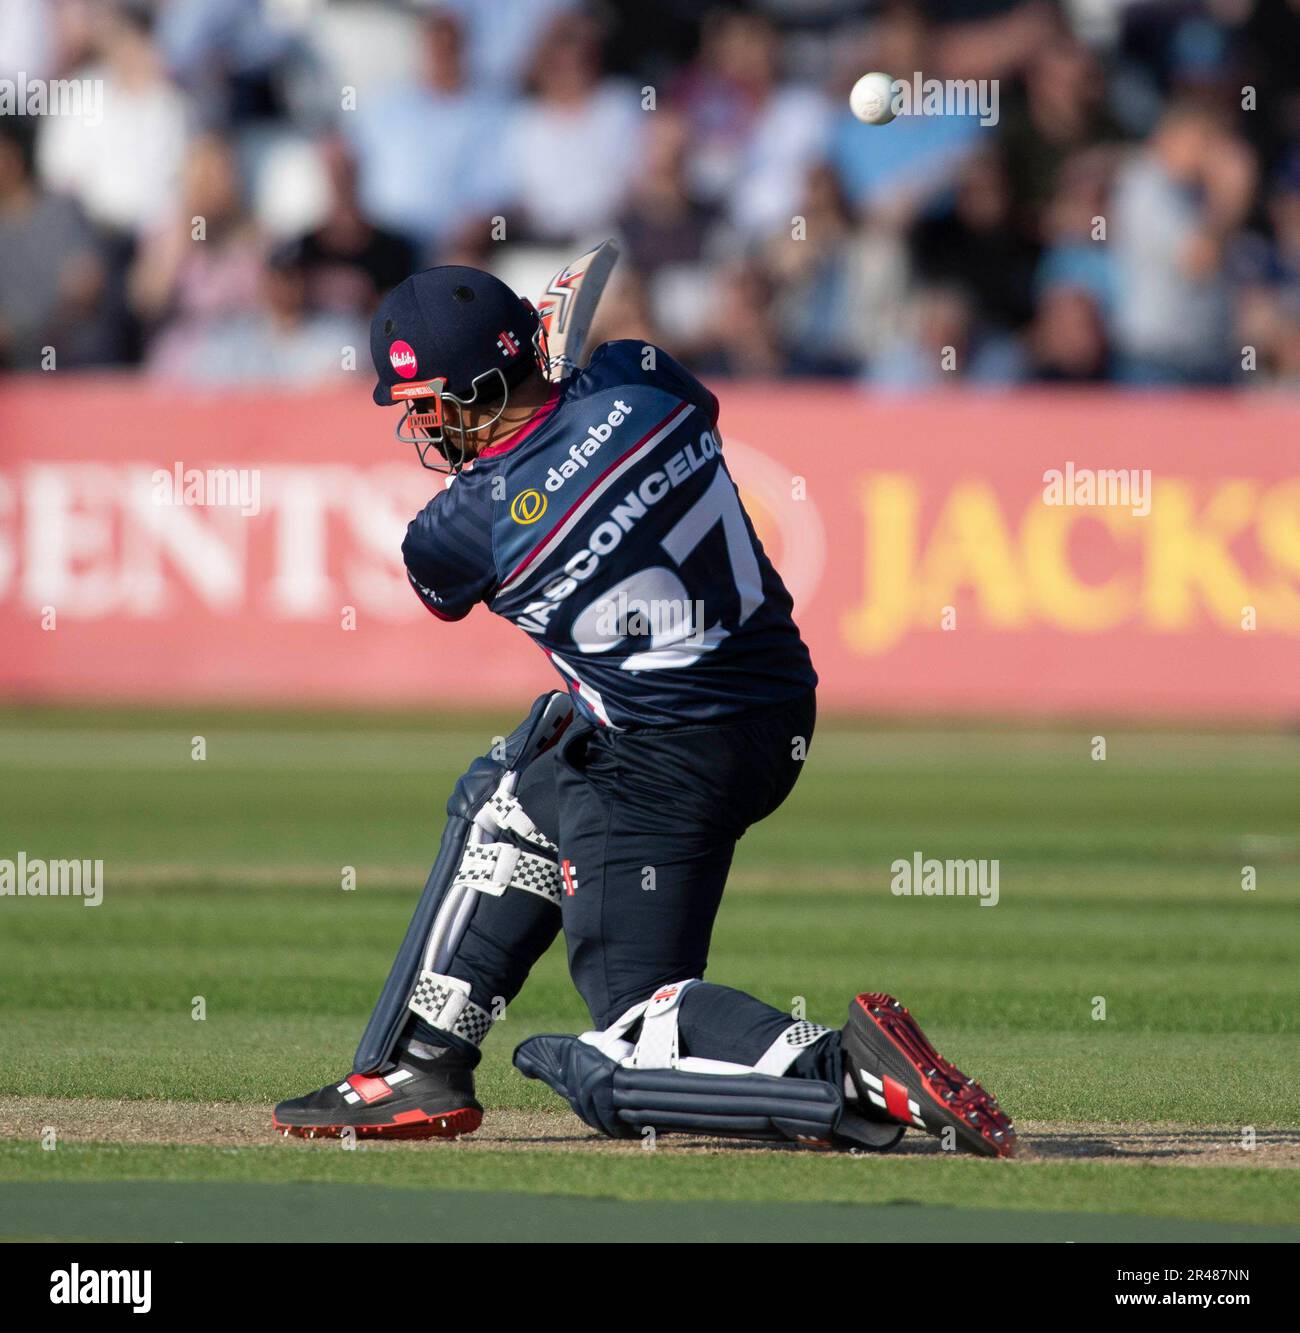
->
xmin=454 ymin=1004 xmax=494 ymax=1046
xmin=752 ymin=1018 xmax=835 ymax=1075
xmin=484 ymin=792 xmax=557 ymax=852
xmin=509 ymin=852 xmax=562 ymax=904
xmin=783 ymin=1021 xmax=831 ymax=1048
xmin=457 ymin=843 xmax=561 ymax=905
xmin=409 ymin=973 xmax=495 ymax=1048
xmin=410 ymin=974 xmax=456 ymax=1018
xmin=457 ymin=844 xmax=506 ymax=885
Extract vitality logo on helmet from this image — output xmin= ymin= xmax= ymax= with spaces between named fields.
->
xmin=389 ymin=340 xmax=418 ymax=378
xmin=544 ymin=400 xmax=634 ymax=492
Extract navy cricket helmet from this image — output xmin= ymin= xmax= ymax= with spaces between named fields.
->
xmin=370 ymin=266 xmax=545 ymax=472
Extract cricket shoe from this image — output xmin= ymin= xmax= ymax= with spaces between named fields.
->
xmin=842 ymin=993 xmax=1016 ymax=1158
xmin=273 ymin=1048 xmax=482 ymax=1140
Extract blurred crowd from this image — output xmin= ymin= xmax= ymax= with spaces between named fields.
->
xmin=1 ymin=0 xmax=1298 ymax=390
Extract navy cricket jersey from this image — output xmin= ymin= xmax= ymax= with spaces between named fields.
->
xmin=402 ymin=341 xmax=817 ymax=728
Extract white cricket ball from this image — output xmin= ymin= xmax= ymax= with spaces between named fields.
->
xmin=850 ymin=71 xmax=897 ymax=125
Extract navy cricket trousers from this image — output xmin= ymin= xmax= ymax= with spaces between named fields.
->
xmin=518 ymin=689 xmax=816 ymax=1028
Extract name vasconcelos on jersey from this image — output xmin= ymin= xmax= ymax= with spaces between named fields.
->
xmin=506 ymin=415 xmax=722 ymax=635
xmin=545 ymin=400 xmax=634 ymax=491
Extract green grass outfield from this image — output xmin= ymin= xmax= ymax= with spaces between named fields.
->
xmin=1 ymin=707 xmax=1297 ymax=1241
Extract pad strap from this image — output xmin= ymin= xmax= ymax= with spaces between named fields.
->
xmin=753 ymin=1020 xmax=833 ymax=1076
xmin=409 ymin=970 xmax=495 ymax=1047
xmin=630 ymin=979 xmax=700 ymax=1068
xmin=453 ymin=842 xmax=562 ymax=905
xmin=583 ymin=985 xmax=832 ymax=1077
xmin=480 ymin=788 xmax=557 ymax=852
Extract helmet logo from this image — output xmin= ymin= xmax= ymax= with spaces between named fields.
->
xmin=388 ymin=339 xmax=418 ymax=378
xmin=496 ymin=329 xmax=520 ymax=358
xmin=510 ymin=489 xmax=547 ymax=525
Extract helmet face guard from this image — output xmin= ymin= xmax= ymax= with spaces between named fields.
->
xmin=390 ymin=314 xmax=550 ymax=474
xmin=392 ymin=368 xmax=506 ymax=474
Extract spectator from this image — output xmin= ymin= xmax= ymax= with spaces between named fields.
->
xmin=1032 ymin=146 xmax=1115 ymax=321
xmin=673 ymin=9 xmax=832 ymax=240
xmin=614 ymin=109 xmax=721 ymax=349
xmin=496 ymin=13 xmax=643 ymax=244
xmin=441 ymin=0 xmax=579 ymax=93
xmin=615 ymin=110 xmax=718 ymax=278
xmin=586 ymin=268 xmax=664 ymax=351
xmin=691 ymin=259 xmax=785 ymax=378
xmin=344 ymin=8 xmax=507 ymax=253
xmin=1000 ymin=35 xmax=1127 ymax=221
xmin=147 ymin=239 xmax=365 ymax=388
xmin=868 ymin=283 xmax=1025 ymax=388
xmin=1110 ymin=100 xmax=1257 ymax=384
xmin=37 ymin=2 xmax=190 ymax=237
xmin=1258 ymin=151 xmax=1300 ymax=296
xmin=0 ymin=116 xmax=108 ymax=369
xmin=295 ymin=137 xmax=415 ymax=316
xmin=1027 ymin=282 xmax=1111 ymax=383
xmin=910 ymin=147 xmax=1041 ymax=332
xmin=155 ymin=0 xmax=303 ymax=127
xmin=1236 ymin=153 xmax=1300 ymax=388
xmin=1243 ymin=287 xmax=1300 ymax=389
xmin=129 ymin=133 xmax=263 ymax=331
xmin=766 ymin=162 xmax=900 ymax=376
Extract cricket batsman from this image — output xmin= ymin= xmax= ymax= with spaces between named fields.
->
xmin=273 ymin=264 xmax=1016 ymax=1156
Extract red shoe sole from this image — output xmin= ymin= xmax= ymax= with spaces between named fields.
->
xmin=855 ymin=993 xmax=1016 ymax=1158
xmin=273 ymin=1106 xmax=482 ymax=1141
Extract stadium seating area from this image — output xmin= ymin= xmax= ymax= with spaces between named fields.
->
xmin=0 ymin=0 xmax=1296 ymax=388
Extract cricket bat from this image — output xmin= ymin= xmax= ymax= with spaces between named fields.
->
xmin=535 ymin=239 xmax=620 ymax=382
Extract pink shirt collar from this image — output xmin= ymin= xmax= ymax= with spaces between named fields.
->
xmin=476 ymin=386 xmax=563 ymax=461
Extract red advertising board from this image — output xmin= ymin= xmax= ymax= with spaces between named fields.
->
xmin=1 ymin=378 xmax=1296 ymax=718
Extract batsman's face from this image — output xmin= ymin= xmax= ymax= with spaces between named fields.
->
xmin=392 ymin=379 xmax=462 ymax=471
